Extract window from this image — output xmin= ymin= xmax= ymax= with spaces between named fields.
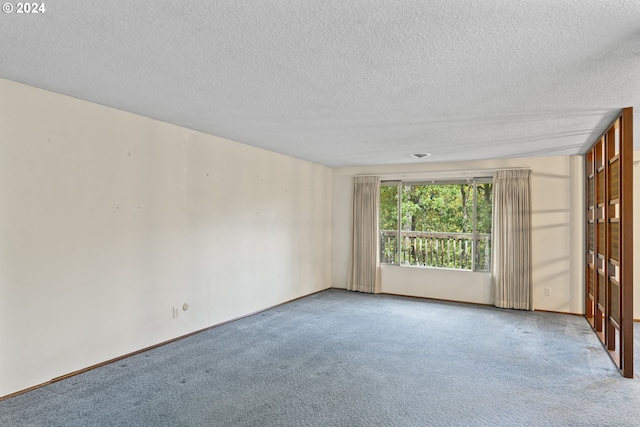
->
xmin=380 ymin=179 xmax=493 ymax=271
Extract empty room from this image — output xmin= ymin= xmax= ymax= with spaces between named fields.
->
xmin=2 ymin=1 xmax=640 ymax=426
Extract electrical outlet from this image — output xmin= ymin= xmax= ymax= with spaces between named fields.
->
xmin=173 ymin=306 xmax=180 ymax=318
xmin=544 ymin=287 xmax=551 ymax=297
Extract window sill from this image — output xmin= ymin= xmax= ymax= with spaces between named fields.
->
xmin=381 ymin=263 xmax=491 ymax=273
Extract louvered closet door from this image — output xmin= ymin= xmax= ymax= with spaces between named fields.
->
xmin=606 ymin=122 xmax=621 ymax=357
xmin=585 ymin=149 xmax=596 ymax=327
xmin=592 ymin=138 xmax=606 ymax=338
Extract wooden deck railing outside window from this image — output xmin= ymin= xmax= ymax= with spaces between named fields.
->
xmin=380 ymin=230 xmax=491 ymax=271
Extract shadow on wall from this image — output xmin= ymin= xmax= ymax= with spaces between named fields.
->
xmin=529 ymin=165 xmax=582 ymax=313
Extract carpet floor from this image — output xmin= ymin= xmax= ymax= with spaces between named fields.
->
xmin=2 ymin=289 xmax=640 ymax=426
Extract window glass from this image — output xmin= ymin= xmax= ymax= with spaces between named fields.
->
xmin=380 ymin=179 xmax=492 ymax=271
xmin=401 ymin=183 xmax=474 ymax=233
xmin=380 ymin=184 xmax=399 ymax=264
xmin=475 ymin=181 xmax=493 ymax=271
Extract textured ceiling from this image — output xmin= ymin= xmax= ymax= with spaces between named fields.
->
xmin=1 ymin=1 xmax=639 ymax=167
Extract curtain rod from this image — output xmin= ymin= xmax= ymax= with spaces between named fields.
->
xmin=354 ymin=167 xmax=532 ymax=178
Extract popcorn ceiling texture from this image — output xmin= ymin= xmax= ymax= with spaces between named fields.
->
xmin=1 ymin=0 xmax=639 ymax=167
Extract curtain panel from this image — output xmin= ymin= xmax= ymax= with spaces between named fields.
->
xmin=492 ymin=169 xmax=532 ymax=310
xmin=348 ymin=176 xmax=381 ymax=294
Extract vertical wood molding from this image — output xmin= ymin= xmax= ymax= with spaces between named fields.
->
xmin=620 ymin=107 xmax=633 ymax=377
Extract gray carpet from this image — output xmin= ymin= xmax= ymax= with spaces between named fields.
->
xmin=2 ymin=289 xmax=640 ymax=426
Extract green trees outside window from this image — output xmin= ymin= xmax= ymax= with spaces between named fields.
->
xmin=380 ymin=180 xmax=493 ymax=271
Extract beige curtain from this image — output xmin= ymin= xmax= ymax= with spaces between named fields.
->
xmin=492 ymin=169 xmax=532 ymax=310
xmin=348 ymin=176 xmax=381 ymax=294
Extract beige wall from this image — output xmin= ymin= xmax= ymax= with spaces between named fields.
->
xmin=0 ymin=79 xmax=333 ymax=397
xmin=634 ymin=151 xmax=640 ymax=320
xmin=332 ymin=156 xmax=585 ymax=313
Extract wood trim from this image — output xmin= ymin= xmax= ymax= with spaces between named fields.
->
xmin=619 ymin=107 xmax=633 ymax=377
xmin=378 ymin=292 xmax=493 ymax=307
xmin=534 ymin=309 xmax=584 ymax=317
xmin=0 ymin=288 xmax=330 ymax=401
xmin=378 ymin=293 xmax=585 ymax=316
